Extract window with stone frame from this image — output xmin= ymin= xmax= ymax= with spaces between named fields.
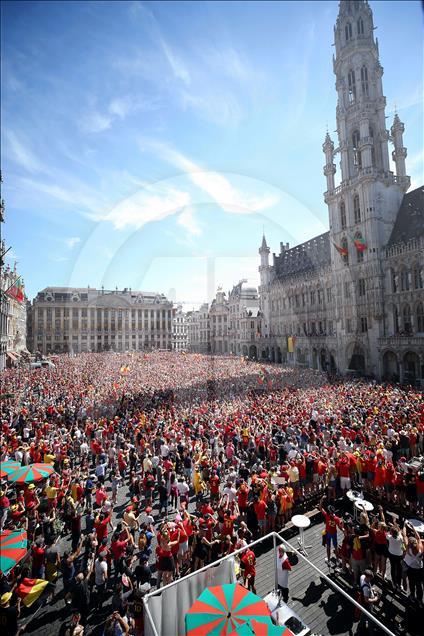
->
xmin=360 ymin=65 xmax=368 ymax=95
xmin=353 ymin=194 xmax=361 ymax=223
xmin=416 ymin=303 xmax=424 ymax=333
xmin=340 ymin=200 xmax=347 ymax=230
xmin=348 ymin=69 xmax=356 ymax=103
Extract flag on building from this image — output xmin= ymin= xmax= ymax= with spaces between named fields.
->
xmin=333 ymin=242 xmax=348 ymax=257
xmin=353 ymin=235 xmax=367 ymax=252
xmin=16 ymin=578 xmax=49 ymax=607
xmin=287 ymin=336 xmax=296 ymax=353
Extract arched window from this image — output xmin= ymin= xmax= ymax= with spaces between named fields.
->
xmin=403 ymin=305 xmax=412 ymax=334
xmin=345 ymin=22 xmax=353 ymax=41
xmin=353 ymin=194 xmax=361 ymax=223
xmin=354 ymin=231 xmax=364 ymax=263
xmin=400 ymin=269 xmax=410 ymax=291
xmin=394 ymin=306 xmax=399 ymax=333
xmin=417 ymin=303 xmax=424 ymax=332
xmin=348 ymin=69 xmax=356 ymax=103
xmin=361 ymin=65 xmax=369 ymax=96
xmin=340 ymin=200 xmax=347 ymax=229
xmin=352 ymin=130 xmax=361 ymax=168
xmin=357 ymin=17 xmax=364 ymax=36
xmin=341 ymin=237 xmax=349 ymax=265
xmin=413 ymin=266 xmax=423 ymax=289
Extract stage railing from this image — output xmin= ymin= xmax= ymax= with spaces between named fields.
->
xmin=143 ymin=530 xmax=397 ymax=636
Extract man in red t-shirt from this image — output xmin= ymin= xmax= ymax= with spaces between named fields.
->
xmin=241 ymin=548 xmax=256 ymax=593
xmin=320 ymin=496 xmax=343 ymax=564
xmin=254 ymin=498 xmax=267 ymax=536
xmin=209 ymin=472 xmax=220 ymax=504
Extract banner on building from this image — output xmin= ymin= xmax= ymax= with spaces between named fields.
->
xmin=287 ymin=336 xmax=296 ymax=353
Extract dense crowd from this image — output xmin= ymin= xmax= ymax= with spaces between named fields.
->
xmin=0 ymin=351 xmax=423 ymax=635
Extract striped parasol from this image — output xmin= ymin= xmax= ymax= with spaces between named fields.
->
xmin=230 ymin=618 xmax=295 ymax=635
xmin=185 ymin=583 xmax=272 ymax=635
xmin=7 ymin=463 xmax=55 ymax=484
xmin=0 ymin=529 xmax=28 ymax=575
xmin=0 ymin=460 xmax=21 ymax=478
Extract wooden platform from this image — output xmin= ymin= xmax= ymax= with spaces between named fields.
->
xmin=252 ymin=518 xmax=410 ymax=636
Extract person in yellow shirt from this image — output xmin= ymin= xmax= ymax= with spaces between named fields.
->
xmin=44 ymin=452 xmax=56 ymax=466
xmin=45 ymin=480 xmax=59 ymax=511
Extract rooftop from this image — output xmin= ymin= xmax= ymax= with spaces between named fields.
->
xmin=387 ymin=186 xmax=424 ymax=247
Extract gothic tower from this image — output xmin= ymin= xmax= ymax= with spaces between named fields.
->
xmin=324 ymin=0 xmax=410 ymax=375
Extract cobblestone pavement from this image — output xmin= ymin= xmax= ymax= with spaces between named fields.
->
xmin=20 ymin=472 xmax=188 ymax=636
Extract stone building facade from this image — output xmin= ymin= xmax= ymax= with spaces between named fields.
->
xmin=257 ymin=0 xmax=423 ymax=384
xmin=29 ymin=287 xmax=173 ymax=355
xmin=0 ymin=263 xmax=27 ymax=367
xmin=209 ymin=289 xmax=229 ymax=354
xmin=172 ymin=304 xmax=188 ymax=351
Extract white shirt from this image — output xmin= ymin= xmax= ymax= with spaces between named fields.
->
xmin=388 ymin=534 xmax=403 ymax=556
xmin=177 ymin=482 xmax=189 ymax=496
xmin=95 ymin=559 xmax=107 ymax=585
xmin=223 ymin=486 xmax=237 ymax=503
xmin=276 ymin=552 xmax=290 ymax=588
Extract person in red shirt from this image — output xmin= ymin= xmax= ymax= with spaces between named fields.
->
xmin=209 ymin=472 xmax=220 ymax=505
xmin=254 ymin=498 xmax=267 ymax=536
xmin=241 ymin=548 xmax=256 ymax=593
xmin=94 ymin=512 xmax=111 ymax=543
xmin=237 ymin=481 xmax=249 ymax=520
xmin=320 ymin=496 xmax=343 ymax=564
xmin=221 ymin=509 xmax=237 ymax=538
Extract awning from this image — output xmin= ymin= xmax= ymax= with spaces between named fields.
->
xmin=7 ymin=352 xmax=18 ymax=361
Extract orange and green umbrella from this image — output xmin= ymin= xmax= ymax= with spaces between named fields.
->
xmin=0 ymin=460 xmax=21 ymax=478
xmin=7 ymin=463 xmax=55 ymax=484
xmin=185 ymin=583 xmax=271 ymax=635
xmin=229 ymin=619 xmax=294 ymax=635
xmin=0 ymin=529 xmax=28 ymax=575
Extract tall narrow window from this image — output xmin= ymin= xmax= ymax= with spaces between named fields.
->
xmin=417 ymin=303 xmax=424 ymax=332
xmin=353 ymin=194 xmax=361 ymax=223
xmin=369 ymin=126 xmax=375 ymax=166
xmin=352 ymin=130 xmax=361 ymax=168
xmin=361 ymin=65 xmax=369 ymax=96
xmin=340 ymin=200 xmax=347 ymax=229
xmin=401 ymin=269 xmax=410 ymax=291
xmin=348 ymin=69 xmax=356 ymax=103
xmin=394 ymin=306 xmax=399 ymax=332
xmin=345 ymin=22 xmax=353 ymax=42
xmin=414 ymin=267 xmax=423 ymax=289
xmin=403 ymin=305 xmax=412 ymax=334
xmin=357 ymin=17 xmax=364 ymax=35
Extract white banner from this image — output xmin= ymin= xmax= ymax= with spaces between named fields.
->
xmin=145 ymin=558 xmax=236 ymax=636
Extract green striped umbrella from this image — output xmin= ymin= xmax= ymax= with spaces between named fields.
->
xmin=0 ymin=460 xmax=21 ymax=478
xmin=229 ymin=618 xmax=294 ymax=635
xmin=7 ymin=463 xmax=55 ymax=484
xmin=185 ymin=583 xmax=271 ymax=635
xmin=0 ymin=529 xmax=28 ymax=575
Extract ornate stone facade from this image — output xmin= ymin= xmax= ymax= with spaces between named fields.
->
xmin=29 ymin=287 xmax=173 ymax=354
xmin=257 ymin=0 xmax=423 ymax=384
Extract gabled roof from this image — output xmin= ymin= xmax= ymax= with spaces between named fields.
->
xmin=274 ymin=231 xmax=331 ymax=280
xmin=387 ymin=186 xmax=424 ymax=246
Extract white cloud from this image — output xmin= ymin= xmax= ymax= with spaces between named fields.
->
xmin=148 ymin=142 xmax=280 ymax=214
xmin=81 ymin=111 xmax=112 ymax=133
xmin=177 ymin=206 xmax=202 ymax=236
xmin=95 ymin=185 xmax=190 ymax=230
xmin=65 ymin=237 xmax=81 ymax=249
xmin=5 ymin=131 xmax=47 ymax=174
xmin=159 ymin=36 xmax=191 ymax=85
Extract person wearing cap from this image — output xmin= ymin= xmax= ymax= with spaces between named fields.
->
xmin=0 ymin=592 xmax=22 ymax=636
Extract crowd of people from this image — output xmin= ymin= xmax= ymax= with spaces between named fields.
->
xmin=0 ymin=351 xmax=423 ymax=635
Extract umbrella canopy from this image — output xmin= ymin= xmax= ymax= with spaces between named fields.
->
xmin=185 ymin=583 xmax=271 ymax=636
xmin=230 ymin=619 xmax=294 ymax=635
xmin=7 ymin=463 xmax=55 ymax=484
xmin=0 ymin=529 xmax=28 ymax=575
xmin=0 ymin=460 xmax=21 ymax=478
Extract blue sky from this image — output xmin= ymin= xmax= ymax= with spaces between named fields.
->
xmin=1 ymin=0 xmax=423 ymax=307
